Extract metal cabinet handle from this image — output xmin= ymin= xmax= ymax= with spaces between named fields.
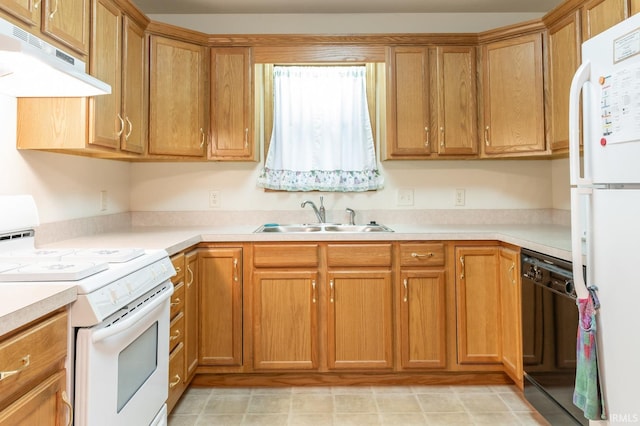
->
xmin=484 ymin=126 xmax=490 ymax=146
xmin=170 ymin=298 xmax=181 ymax=307
xmin=48 ymin=0 xmax=58 ymax=19
xmin=424 ymin=126 xmax=430 ymax=148
xmin=330 ymin=279 xmax=334 ymax=303
xmin=460 ymin=256 xmax=465 ymax=279
xmin=187 ymin=265 xmax=194 ymax=287
xmin=200 ymin=128 xmax=205 ymax=148
xmin=116 ymin=114 xmax=125 ymax=137
xmin=169 ymin=374 xmax=181 ymax=388
xmin=0 ymin=355 xmax=30 ymax=381
xmin=311 ymin=280 xmax=317 ymax=304
xmin=411 ymin=252 xmax=434 ymax=258
xmin=233 ymin=258 xmax=239 ymax=282
xmin=403 ymin=279 xmax=408 ymax=303
xmin=174 ymin=266 xmax=182 ymax=273
xmin=34 ymin=0 xmax=41 ymax=10
xmin=170 ymin=329 xmax=181 ymax=341
xmin=440 ymin=126 xmax=445 ymax=148
xmin=61 ymin=390 xmax=73 ymax=426
xmin=125 ymin=116 xmax=133 ymax=140
xmin=509 ymin=262 xmax=516 ymax=284
xmin=244 ymin=127 xmax=249 ymax=148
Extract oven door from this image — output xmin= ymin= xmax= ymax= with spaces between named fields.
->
xmin=74 ymin=282 xmax=172 ymax=426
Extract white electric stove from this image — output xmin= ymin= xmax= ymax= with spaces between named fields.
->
xmin=0 ymin=195 xmax=174 ymax=426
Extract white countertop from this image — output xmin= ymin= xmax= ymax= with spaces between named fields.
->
xmin=1 ymin=222 xmax=571 ymax=337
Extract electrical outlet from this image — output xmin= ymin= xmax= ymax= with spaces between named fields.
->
xmin=100 ymin=190 xmax=108 ymax=211
xmin=455 ymin=188 xmax=465 ymax=206
xmin=209 ymin=190 xmax=220 ymax=208
xmin=397 ymin=188 xmax=414 ymax=206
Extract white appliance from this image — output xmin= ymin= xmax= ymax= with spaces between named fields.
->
xmin=0 ymin=16 xmax=110 ymax=97
xmin=0 ymin=195 xmax=175 ymax=426
xmin=569 ymin=13 xmax=640 ymax=426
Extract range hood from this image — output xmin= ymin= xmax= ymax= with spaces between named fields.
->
xmin=0 ymin=17 xmax=110 ymax=97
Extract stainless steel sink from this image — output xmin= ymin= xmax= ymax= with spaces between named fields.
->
xmin=254 ymin=223 xmax=394 ymax=233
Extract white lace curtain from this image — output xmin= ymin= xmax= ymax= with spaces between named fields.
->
xmin=257 ymin=66 xmax=384 ymax=192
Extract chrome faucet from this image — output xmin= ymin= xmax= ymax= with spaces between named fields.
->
xmin=301 ymin=196 xmax=326 ymax=223
xmin=345 ymin=207 xmax=356 ymax=225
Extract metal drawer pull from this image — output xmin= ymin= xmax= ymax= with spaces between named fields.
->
xmin=169 ymin=374 xmax=181 ymax=388
xmin=187 ymin=265 xmax=194 ymax=287
xmin=0 ymin=355 xmax=30 ymax=381
xmin=62 ymin=390 xmax=73 ymax=426
xmin=411 ymin=252 xmax=434 ymax=258
xmin=484 ymin=126 xmax=490 ymax=146
xmin=174 ymin=266 xmax=182 ymax=273
xmin=330 ymin=280 xmax=334 ymax=303
xmin=460 ymin=256 xmax=465 ymax=279
xmin=170 ymin=330 xmax=181 ymax=341
xmin=424 ymin=126 xmax=430 ymax=147
xmin=233 ymin=258 xmax=239 ymax=282
xmin=311 ymin=280 xmax=317 ymax=304
xmin=170 ymin=298 xmax=181 ymax=307
xmin=403 ymin=279 xmax=408 ymax=303
xmin=200 ymin=128 xmax=205 ymax=148
xmin=440 ymin=126 xmax=444 ymax=147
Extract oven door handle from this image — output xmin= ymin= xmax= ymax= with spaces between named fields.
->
xmin=91 ymin=284 xmax=173 ymax=344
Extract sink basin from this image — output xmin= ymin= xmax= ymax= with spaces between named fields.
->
xmin=254 ymin=223 xmax=394 ymax=233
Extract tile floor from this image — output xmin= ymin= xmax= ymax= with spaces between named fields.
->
xmin=168 ymin=384 xmax=551 ymax=425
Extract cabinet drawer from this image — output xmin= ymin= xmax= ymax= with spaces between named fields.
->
xmin=169 ymin=312 xmax=185 ymax=353
xmin=167 ymin=342 xmax=185 ymax=412
xmin=253 ymin=244 xmax=319 ymax=268
xmin=327 ymin=244 xmax=392 ymax=267
xmin=400 ymin=243 xmax=445 ymax=267
xmin=171 ymin=253 xmax=185 ymax=284
xmin=0 ymin=312 xmax=67 ymax=408
xmin=170 ymin=281 xmax=185 ymax=319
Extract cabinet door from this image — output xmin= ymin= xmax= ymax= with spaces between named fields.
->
xmin=120 ymin=16 xmax=146 ymax=154
xmin=0 ymin=370 xmax=69 ymax=426
xmin=386 ymin=46 xmax=431 ymax=158
xmin=210 ymin=47 xmax=254 ymax=160
xmin=499 ymin=247 xmax=523 ymax=388
xmin=455 ymin=246 xmax=501 ymax=364
xmin=582 ymin=0 xmax=627 ymax=40
xmin=184 ymin=250 xmax=199 ymax=381
xmin=327 ymin=271 xmax=393 ymax=370
xmin=253 ymin=270 xmax=319 ymax=370
xmin=548 ymin=11 xmax=582 ymax=153
xmin=632 ymin=0 xmax=640 ymax=15
xmin=149 ymin=36 xmax=207 ymax=157
xmin=0 ymin=0 xmax=40 ymax=26
xmin=42 ymin=0 xmax=90 ymax=54
xmin=399 ymin=270 xmax=446 ymax=369
xmin=89 ymin=0 xmax=121 ymax=150
xmin=199 ymin=247 xmax=243 ymax=366
xmin=435 ymin=46 xmax=478 ymax=156
xmin=482 ymin=33 xmax=545 ymax=156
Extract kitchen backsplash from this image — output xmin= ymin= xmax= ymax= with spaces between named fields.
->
xmin=35 ymin=209 xmax=570 ymax=246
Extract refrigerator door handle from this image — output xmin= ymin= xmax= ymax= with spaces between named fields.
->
xmin=570 ymin=186 xmax=591 ymax=300
xmin=569 ymin=60 xmax=592 ymax=187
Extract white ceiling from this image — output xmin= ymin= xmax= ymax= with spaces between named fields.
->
xmin=130 ymin=0 xmax=564 ymax=15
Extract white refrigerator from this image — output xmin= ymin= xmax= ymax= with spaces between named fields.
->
xmin=569 ymin=13 xmax=640 ymax=426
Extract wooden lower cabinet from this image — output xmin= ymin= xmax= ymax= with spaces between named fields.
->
xmin=0 ymin=311 xmax=70 ymax=425
xmin=327 ymin=270 xmax=393 ymax=370
xmin=199 ymin=247 xmax=243 ymax=366
xmin=252 ymin=270 xmax=319 ymax=370
xmin=184 ymin=250 xmax=199 ymax=381
xmin=455 ymin=246 xmax=502 ymax=365
xmin=499 ymin=246 xmax=523 ymax=388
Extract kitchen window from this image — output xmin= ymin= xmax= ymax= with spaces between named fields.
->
xmin=256 ymin=64 xmax=384 ymax=192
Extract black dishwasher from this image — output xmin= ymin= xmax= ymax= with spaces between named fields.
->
xmin=520 ymin=249 xmax=587 ymax=426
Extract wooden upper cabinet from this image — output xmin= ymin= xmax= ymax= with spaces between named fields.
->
xmin=0 ymin=0 xmax=41 ymax=26
xmin=42 ymin=0 xmax=90 ymax=54
xmin=582 ymin=0 xmax=627 ymax=40
xmin=632 ymin=0 xmax=640 ymax=15
xmin=386 ymin=46 xmax=431 ymax=158
xmin=210 ymin=47 xmax=255 ymax=161
xmin=548 ymin=11 xmax=582 ymax=153
xmin=90 ymin=0 xmax=146 ymax=154
xmin=149 ymin=36 xmax=208 ymax=157
xmin=481 ymin=32 xmax=546 ymax=156
xmin=433 ymin=46 xmax=478 ymax=156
